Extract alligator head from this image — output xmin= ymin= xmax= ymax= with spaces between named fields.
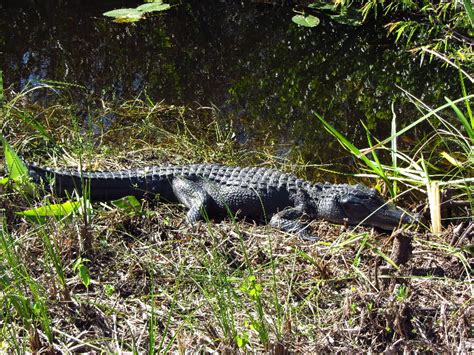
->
xmin=317 ymin=184 xmax=415 ymax=230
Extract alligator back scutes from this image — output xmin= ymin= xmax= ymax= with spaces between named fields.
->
xmin=311 ymin=183 xmax=377 ymax=198
xmin=148 ymin=164 xmax=306 ymax=191
xmin=28 ymin=163 xmax=315 ymax=191
xmin=218 ymin=166 xmax=306 ymax=191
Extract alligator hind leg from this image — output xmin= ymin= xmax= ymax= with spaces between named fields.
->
xmin=269 ymin=207 xmax=318 ymax=241
xmin=171 ymin=176 xmax=212 ymax=224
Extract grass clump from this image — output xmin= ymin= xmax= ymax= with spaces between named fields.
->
xmin=318 ymin=80 xmax=473 ymax=233
xmin=0 ymin=84 xmax=472 ymax=352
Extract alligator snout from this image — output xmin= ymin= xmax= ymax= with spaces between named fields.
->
xmin=331 ymin=186 xmax=418 ymax=231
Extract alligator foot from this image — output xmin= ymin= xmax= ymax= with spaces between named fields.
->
xmin=172 ymin=176 xmax=211 ymax=224
xmin=269 ymin=207 xmax=318 ymax=241
xmin=298 ymin=231 xmax=319 ymax=242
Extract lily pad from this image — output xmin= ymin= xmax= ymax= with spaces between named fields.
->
xmin=292 ymin=14 xmax=320 ymax=28
xmin=113 ymin=15 xmax=143 ymax=23
xmin=103 ymin=8 xmax=142 ymax=18
xmin=136 ymin=3 xmax=171 ymax=13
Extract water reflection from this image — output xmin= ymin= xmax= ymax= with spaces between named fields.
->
xmin=1 ymin=0 xmax=460 ymax=176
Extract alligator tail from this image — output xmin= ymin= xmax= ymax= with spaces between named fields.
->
xmin=27 ymin=163 xmax=170 ymax=201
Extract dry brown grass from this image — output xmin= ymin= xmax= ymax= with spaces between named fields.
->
xmin=3 ymin=204 xmax=472 ymax=352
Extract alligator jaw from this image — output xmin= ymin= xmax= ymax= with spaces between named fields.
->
xmin=367 ymin=205 xmax=416 ymax=231
xmin=331 ymin=185 xmax=417 ymax=231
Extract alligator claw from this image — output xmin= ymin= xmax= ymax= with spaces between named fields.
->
xmin=298 ymin=231 xmax=319 ymax=242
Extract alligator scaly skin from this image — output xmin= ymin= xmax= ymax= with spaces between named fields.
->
xmin=28 ymin=163 xmax=414 ymax=238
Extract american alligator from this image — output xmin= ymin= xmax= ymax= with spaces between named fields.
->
xmin=27 ymin=163 xmax=415 ymax=238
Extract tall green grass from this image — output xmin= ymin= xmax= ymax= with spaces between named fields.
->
xmin=0 ymin=220 xmax=54 ymax=351
xmin=0 ymin=85 xmax=99 ymax=351
xmin=317 ymin=87 xmax=473 ymax=232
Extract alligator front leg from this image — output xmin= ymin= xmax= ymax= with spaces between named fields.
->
xmin=171 ymin=176 xmax=212 ymax=224
xmin=269 ymin=207 xmax=318 ymax=241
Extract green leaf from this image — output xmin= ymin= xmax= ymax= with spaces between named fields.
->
xmin=103 ymin=8 xmax=144 ymax=22
xmin=2 ymin=137 xmax=29 ymax=183
xmin=103 ymin=3 xmax=170 ymax=22
xmin=0 ymin=177 xmax=9 ymax=185
xmin=136 ymin=3 xmax=171 ymax=13
xmin=445 ymin=97 xmax=474 ymax=141
xmin=17 ymin=111 xmax=54 ymax=143
xmin=296 ymin=249 xmax=319 ymax=266
xmin=316 ymin=113 xmax=383 ymax=176
xmin=73 ymin=258 xmax=91 ymax=288
xmin=103 ymin=8 xmax=142 ymax=17
xmin=16 ymin=201 xmax=81 ymax=223
xmin=104 ymin=284 xmax=115 ymax=296
xmin=292 ymin=14 xmax=320 ymax=28
xmin=440 ymin=151 xmax=464 ymax=167
xmin=235 ymin=332 xmax=249 ymax=348
xmin=308 ymin=2 xmax=337 ymax=11
xmin=113 ymin=15 xmax=143 ymax=23
xmin=111 ymin=195 xmax=142 ymax=214
xmin=78 ymin=265 xmax=90 ymax=287
xmin=463 ymin=0 xmax=474 ymax=28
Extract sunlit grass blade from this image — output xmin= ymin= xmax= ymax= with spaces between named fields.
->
xmin=148 ymin=275 xmax=156 ymax=355
xmin=368 ymin=242 xmax=400 ymax=270
xmin=111 ymin=195 xmax=143 ymax=215
xmin=16 ymin=201 xmax=81 ymax=223
xmin=457 ymin=63 xmax=474 ymax=128
xmin=39 ymin=79 xmax=87 ymax=90
xmin=391 ymin=102 xmax=399 ymax=195
xmin=362 ymin=94 xmax=474 ymax=155
xmin=463 ymin=0 xmax=474 ymax=28
xmin=0 ymin=222 xmax=54 ymax=345
xmin=1 ymin=136 xmax=29 ymax=182
xmin=15 ymin=111 xmax=54 ymax=143
xmin=444 ymin=97 xmax=474 ymax=141
xmin=361 ymin=121 xmax=393 ymax=196
xmin=316 ymin=113 xmax=384 ymax=177
xmin=156 ymin=287 xmax=178 ymax=353
xmin=440 ymin=151 xmax=465 ymax=168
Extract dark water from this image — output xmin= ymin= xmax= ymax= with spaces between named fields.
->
xmin=0 ymin=0 xmax=461 ymax=175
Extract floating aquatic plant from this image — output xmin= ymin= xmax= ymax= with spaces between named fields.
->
xmin=103 ymin=1 xmax=171 ymax=23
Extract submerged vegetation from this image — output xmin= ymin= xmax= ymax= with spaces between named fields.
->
xmin=0 ymin=0 xmax=473 ymax=352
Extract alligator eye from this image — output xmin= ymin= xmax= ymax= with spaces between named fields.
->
xmin=350 ymin=201 xmax=366 ymax=208
xmin=340 ymin=196 xmax=364 ymax=207
xmin=339 ymin=195 xmax=352 ymax=204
